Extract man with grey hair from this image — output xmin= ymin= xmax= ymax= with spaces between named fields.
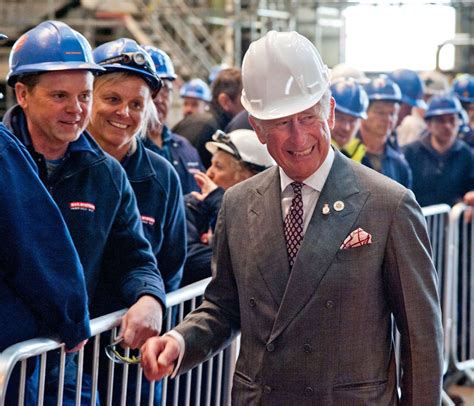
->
xmin=141 ymin=31 xmax=443 ymax=405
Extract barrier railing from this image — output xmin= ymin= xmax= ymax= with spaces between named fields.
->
xmin=0 ymin=277 xmax=238 ymax=406
xmin=0 ymin=203 xmax=472 ymax=405
xmin=447 ymin=203 xmax=474 ymax=377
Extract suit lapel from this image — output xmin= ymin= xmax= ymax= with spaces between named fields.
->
xmin=269 ymin=151 xmax=371 ymax=341
xmin=248 ymin=167 xmax=290 ymax=307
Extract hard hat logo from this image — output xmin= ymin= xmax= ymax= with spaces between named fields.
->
xmin=7 ymin=20 xmax=104 ymax=87
xmin=241 ymin=30 xmax=330 ymax=120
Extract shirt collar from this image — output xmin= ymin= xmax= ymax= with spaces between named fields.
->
xmin=280 ymin=146 xmax=335 ymax=193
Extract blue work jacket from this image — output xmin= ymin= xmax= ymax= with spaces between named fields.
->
xmin=0 ymin=124 xmax=90 ymax=350
xmin=122 ymin=138 xmax=186 ymax=293
xmin=182 ymin=188 xmax=224 ymax=287
xmin=4 ymin=106 xmax=166 ymax=316
xmin=403 ymin=134 xmax=474 ymax=207
xmin=144 ymin=126 xmax=204 ymax=195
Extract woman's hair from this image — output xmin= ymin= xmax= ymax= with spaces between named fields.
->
xmin=93 ymin=71 xmax=155 ymax=138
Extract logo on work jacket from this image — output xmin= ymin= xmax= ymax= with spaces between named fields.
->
xmin=141 ymin=215 xmax=155 ymax=226
xmin=69 ymin=202 xmax=96 ymax=212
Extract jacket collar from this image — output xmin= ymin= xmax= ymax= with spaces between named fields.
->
xmin=3 ymin=104 xmax=101 ymax=157
xmin=121 ymin=137 xmax=156 ymax=182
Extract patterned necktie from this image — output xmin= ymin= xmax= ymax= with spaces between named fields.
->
xmin=284 ymin=182 xmax=304 ymax=268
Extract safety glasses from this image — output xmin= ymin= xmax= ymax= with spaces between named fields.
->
xmin=104 ymin=337 xmax=141 ymax=365
xmin=212 ymin=130 xmax=242 ymax=161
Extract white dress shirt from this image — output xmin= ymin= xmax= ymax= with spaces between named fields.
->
xmin=280 ymin=147 xmax=335 ymax=234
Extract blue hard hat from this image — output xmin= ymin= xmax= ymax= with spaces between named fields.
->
xmin=388 ymin=69 xmax=427 ymax=109
xmin=93 ymin=38 xmax=161 ymax=92
xmin=142 ymin=45 xmax=177 ymax=81
xmin=7 ymin=20 xmax=104 ymax=87
xmin=424 ymin=93 xmax=464 ymax=120
xmin=179 ymin=78 xmax=211 ymax=102
xmin=363 ymin=75 xmax=403 ymax=103
xmin=0 ymin=33 xmax=7 ymax=40
xmin=331 ymin=78 xmax=369 ymax=119
xmin=452 ymin=74 xmax=474 ymax=104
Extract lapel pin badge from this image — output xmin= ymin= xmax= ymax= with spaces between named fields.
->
xmin=322 ymin=204 xmax=330 ymax=215
xmin=333 ymin=201 xmax=344 ymax=212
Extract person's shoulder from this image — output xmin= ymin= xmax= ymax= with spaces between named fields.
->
xmin=346 ymin=155 xmax=408 ymax=196
xmin=225 ymin=166 xmax=277 ymax=198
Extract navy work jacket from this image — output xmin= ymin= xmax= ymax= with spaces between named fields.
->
xmin=403 ymin=134 xmax=474 ymax=207
xmin=122 ymin=138 xmax=186 ymax=293
xmin=144 ymin=125 xmax=204 ymax=195
xmin=4 ymin=106 xmax=166 ymax=316
xmin=0 ymin=123 xmax=90 ymax=349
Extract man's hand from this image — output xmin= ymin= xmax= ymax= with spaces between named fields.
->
xmin=120 ymin=295 xmax=163 ymax=349
xmin=141 ymin=335 xmax=180 ymax=381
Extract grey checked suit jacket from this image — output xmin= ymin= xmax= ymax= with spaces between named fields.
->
xmin=175 ymin=150 xmax=443 ymax=405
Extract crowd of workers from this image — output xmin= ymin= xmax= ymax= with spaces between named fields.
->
xmin=0 ymin=20 xmax=473 ymax=404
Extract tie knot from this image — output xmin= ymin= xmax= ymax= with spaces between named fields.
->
xmin=291 ymin=182 xmax=304 ymax=195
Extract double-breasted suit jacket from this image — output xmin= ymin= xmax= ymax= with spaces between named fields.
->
xmin=175 ymin=150 xmax=443 ymax=405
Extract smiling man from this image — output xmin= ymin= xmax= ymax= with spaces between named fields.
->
xmin=141 ymin=31 xmax=443 ymax=405
xmin=3 ymin=21 xmax=166 ymax=403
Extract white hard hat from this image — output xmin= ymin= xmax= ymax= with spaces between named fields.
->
xmin=330 ymin=63 xmax=370 ymax=85
xmin=206 ymin=129 xmax=275 ymax=172
xmin=241 ymin=31 xmax=330 ymax=120
xmin=419 ymin=70 xmax=450 ymax=96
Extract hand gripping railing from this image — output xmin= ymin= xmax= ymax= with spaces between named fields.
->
xmin=0 ymin=278 xmax=215 ymax=406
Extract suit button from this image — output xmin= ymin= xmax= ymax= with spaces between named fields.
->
xmin=325 ymin=300 xmax=334 ymax=309
xmin=263 ymin=385 xmax=272 ymax=394
xmin=304 ymin=386 xmax=314 ymax=397
xmin=303 ymin=344 xmax=312 ymax=353
xmin=249 ymin=298 xmax=256 ymax=307
xmin=266 ymin=343 xmax=275 ymax=352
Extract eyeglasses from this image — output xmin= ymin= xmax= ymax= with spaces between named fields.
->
xmin=212 ymin=130 xmax=268 ymax=173
xmin=104 ymin=337 xmax=141 ymax=365
xmin=212 ymin=130 xmax=242 ymax=161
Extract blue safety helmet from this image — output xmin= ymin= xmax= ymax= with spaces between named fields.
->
xmin=7 ymin=20 xmax=104 ymax=87
xmin=363 ymin=75 xmax=403 ymax=103
xmin=142 ymin=45 xmax=177 ymax=81
xmin=331 ymin=78 xmax=369 ymax=119
xmin=424 ymin=94 xmax=464 ymax=120
xmin=0 ymin=33 xmax=7 ymax=40
xmin=388 ymin=69 xmax=427 ymax=109
xmin=452 ymin=75 xmax=474 ymax=104
xmin=179 ymin=78 xmax=211 ymax=102
xmin=93 ymin=38 xmax=161 ymax=92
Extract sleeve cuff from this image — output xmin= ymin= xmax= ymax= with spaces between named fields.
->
xmin=164 ymin=330 xmax=185 ymax=378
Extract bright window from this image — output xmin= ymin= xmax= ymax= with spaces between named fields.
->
xmin=343 ymin=4 xmax=456 ymax=72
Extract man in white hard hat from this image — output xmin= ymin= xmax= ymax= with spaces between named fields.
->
xmin=140 ymin=31 xmax=443 ymax=405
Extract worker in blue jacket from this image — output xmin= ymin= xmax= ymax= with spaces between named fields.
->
xmin=87 ymin=38 xmax=186 ymax=404
xmin=0 ymin=122 xmax=91 ymax=404
xmin=345 ymin=75 xmax=412 ymax=189
xmin=142 ymin=45 xmax=205 ymax=194
xmin=4 ymin=21 xmax=166 ymax=404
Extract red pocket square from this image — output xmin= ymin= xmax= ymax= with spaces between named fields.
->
xmin=340 ymin=228 xmax=372 ymax=249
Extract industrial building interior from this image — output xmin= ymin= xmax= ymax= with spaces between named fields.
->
xmin=0 ymin=0 xmax=473 ymax=120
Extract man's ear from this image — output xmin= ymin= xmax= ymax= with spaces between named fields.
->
xmin=217 ymin=92 xmax=233 ymax=113
xmin=249 ymin=116 xmax=267 ymax=145
xmin=328 ymin=97 xmax=336 ymax=130
xmin=15 ymin=82 xmax=29 ymax=108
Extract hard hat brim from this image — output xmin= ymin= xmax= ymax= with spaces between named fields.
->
xmin=7 ymin=62 xmax=105 ymax=86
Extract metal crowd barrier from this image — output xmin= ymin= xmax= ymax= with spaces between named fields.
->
xmin=0 ymin=203 xmax=473 ymax=405
xmin=0 ymin=277 xmax=240 ymax=406
xmin=447 ymin=203 xmax=474 ymax=379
